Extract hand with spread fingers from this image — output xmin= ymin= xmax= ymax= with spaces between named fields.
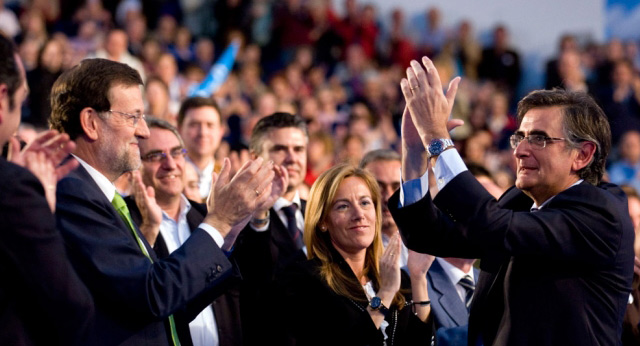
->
xmin=378 ymin=233 xmax=402 ymax=302
xmin=204 ymin=157 xmax=275 ymax=240
xmin=400 ymin=57 xmax=460 ymax=147
xmin=8 ymin=130 xmax=79 ymax=181
xmin=222 ymin=164 xmax=288 ymax=251
xmin=22 ymin=151 xmax=57 ymax=212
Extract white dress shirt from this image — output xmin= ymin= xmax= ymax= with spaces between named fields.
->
xmin=159 ymin=195 xmax=219 ymax=346
xmin=436 ymin=258 xmax=475 ymax=304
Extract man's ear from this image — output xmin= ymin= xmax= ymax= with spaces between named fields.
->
xmin=0 ymin=83 xmax=9 ymax=125
xmin=80 ymin=107 xmax=101 ymax=141
xmin=572 ymin=141 xmax=597 ymax=172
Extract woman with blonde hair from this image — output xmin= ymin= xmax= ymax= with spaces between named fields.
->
xmin=273 ymin=163 xmax=434 ymax=345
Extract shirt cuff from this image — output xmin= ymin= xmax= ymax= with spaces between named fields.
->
xmin=197 ymin=222 xmax=225 ymax=248
xmin=399 ymin=149 xmax=467 ymax=207
xmin=399 ymin=168 xmax=430 ymax=207
xmin=433 ymin=149 xmax=467 ymax=191
xmin=250 ymin=220 xmax=270 ymax=232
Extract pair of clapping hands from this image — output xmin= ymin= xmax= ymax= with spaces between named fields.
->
xmin=8 ymin=130 xmax=78 ymax=212
xmin=129 ymin=155 xmax=289 ymax=252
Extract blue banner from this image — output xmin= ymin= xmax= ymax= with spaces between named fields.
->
xmin=188 ymin=39 xmax=241 ymax=97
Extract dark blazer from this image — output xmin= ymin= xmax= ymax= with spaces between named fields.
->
xmin=272 ymin=251 xmax=432 ymax=346
xmin=235 ymin=201 xmax=308 ymax=281
xmin=389 ymin=171 xmax=634 ymax=346
xmin=0 ymin=158 xmax=94 ymax=346
xmin=233 ymin=202 xmax=308 ymax=345
xmin=125 ymin=196 xmax=243 ymax=346
xmin=427 ymin=259 xmax=478 ymax=346
xmin=55 ymin=164 xmax=233 ymax=346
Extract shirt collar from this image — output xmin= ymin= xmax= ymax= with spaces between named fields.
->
xmin=436 ymin=257 xmax=474 ymax=285
xmin=73 ymin=154 xmax=117 ymax=201
xmin=274 ymin=191 xmax=301 ymax=212
xmin=161 ymin=194 xmax=192 ymax=221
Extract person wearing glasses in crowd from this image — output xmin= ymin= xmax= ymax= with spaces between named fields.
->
xmin=390 ymin=57 xmax=634 ymax=345
xmin=49 ymin=58 xmax=284 ymax=345
xmin=123 ymin=116 xmax=244 ymax=346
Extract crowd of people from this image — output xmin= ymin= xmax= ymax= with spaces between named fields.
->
xmin=2 ymin=0 xmax=640 ymax=345
xmin=0 ymin=0 xmax=638 ymax=191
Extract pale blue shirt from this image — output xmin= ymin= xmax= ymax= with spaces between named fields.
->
xmin=399 ymin=149 xmax=583 ymax=209
xmin=399 ymin=149 xmax=467 ymax=207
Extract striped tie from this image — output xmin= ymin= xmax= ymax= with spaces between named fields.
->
xmin=459 ymin=275 xmax=475 ymax=311
xmin=282 ymin=204 xmax=304 ymax=250
xmin=112 ymin=193 xmax=182 ymax=346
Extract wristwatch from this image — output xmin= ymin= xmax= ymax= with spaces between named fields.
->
xmin=369 ymin=296 xmax=390 ymax=316
xmin=426 ymin=138 xmax=454 ymax=157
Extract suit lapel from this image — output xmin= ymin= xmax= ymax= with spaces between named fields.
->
xmin=430 ymin=260 xmax=469 ymax=326
xmin=71 ymin=165 xmax=158 ymax=261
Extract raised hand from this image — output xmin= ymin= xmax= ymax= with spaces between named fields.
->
xmin=407 ymin=249 xmax=435 ymax=280
xmin=23 ymin=151 xmax=57 ymax=212
xmin=9 ymin=130 xmax=78 ymax=181
xmin=256 ymin=164 xmax=289 ymax=212
xmin=204 ymin=157 xmax=275 ymax=239
xmin=229 ymin=148 xmax=250 ymax=178
xmin=407 ymin=249 xmax=434 ymax=322
xmin=378 ymin=232 xmax=402 ymax=301
xmin=400 ymin=57 xmax=460 ymax=147
xmin=131 ymin=171 xmax=162 ymax=246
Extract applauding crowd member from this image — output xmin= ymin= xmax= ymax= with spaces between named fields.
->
xmin=391 ymin=56 xmax=634 ymax=345
xmin=273 ymin=164 xmax=434 ymax=345
xmin=0 ymin=33 xmax=94 ymax=346
xmin=49 ymin=58 xmax=282 ymax=346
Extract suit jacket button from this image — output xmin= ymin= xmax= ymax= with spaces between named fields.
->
xmin=216 ymin=264 xmax=223 ymax=272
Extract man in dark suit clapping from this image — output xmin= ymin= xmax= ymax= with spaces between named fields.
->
xmin=0 ymin=34 xmax=93 ymax=345
xmin=391 ymin=57 xmax=634 ymax=345
xmin=50 ymin=58 xmax=283 ymax=346
xmin=124 ymin=117 xmax=244 ymax=346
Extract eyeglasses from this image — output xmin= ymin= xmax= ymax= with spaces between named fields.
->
xmin=141 ymin=148 xmax=188 ymax=162
xmin=509 ymin=134 xmax=566 ymax=149
xmin=108 ymin=110 xmax=146 ymax=127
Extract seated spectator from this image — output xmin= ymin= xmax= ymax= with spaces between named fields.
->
xmin=273 ymin=164 xmax=434 ymax=345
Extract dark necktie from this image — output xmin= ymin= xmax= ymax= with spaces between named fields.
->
xmin=282 ymin=204 xmax=304 ymax=250
xmin=111 ymin=193 xmax=182 ymax=346
xmin=459 ymin=275 xmax=475 ymax=311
